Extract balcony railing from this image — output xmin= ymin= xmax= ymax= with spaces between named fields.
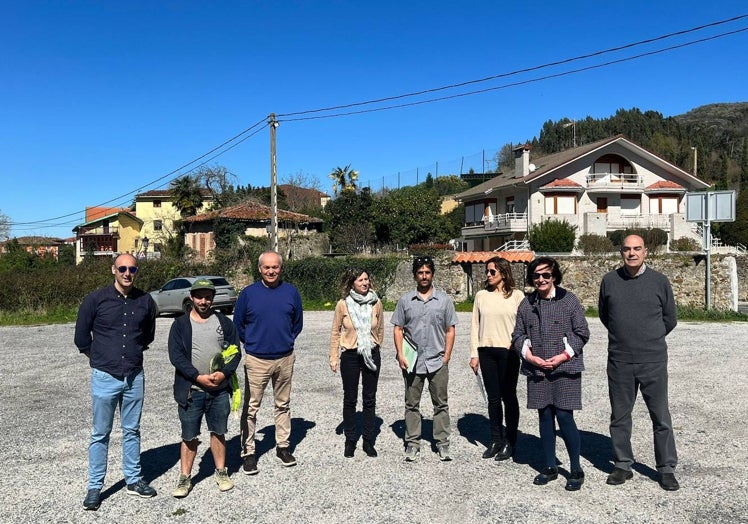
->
xmin=606 ymin=214 xmax=670 ymax=229
xmin=483 ymin=212 xmax=528 ymax=229
xmin=585 ymin=173 xmax=643 ymax=188
xmin=77 ymin=226 xmax=120 ymax=237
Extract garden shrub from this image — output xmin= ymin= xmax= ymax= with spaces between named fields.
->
xmin=609 ymin=228 xmax=668 ymax=251
xmin=670 ymin=237 xmax=700 ymax=252
xmin=528 ymin=219 xmax=576 ymax=252
xmin=576 ymin=234 xmax=613 ymax=254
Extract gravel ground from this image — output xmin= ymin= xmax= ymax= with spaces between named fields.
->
xmin=1 ymin=312 xmax=746 ymax=524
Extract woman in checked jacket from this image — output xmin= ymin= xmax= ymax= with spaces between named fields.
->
xmin=511 ymin=257 xmax=590 ymax=491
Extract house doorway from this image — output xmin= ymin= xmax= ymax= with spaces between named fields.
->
xmin=597 ymin=197 xmax=608 ymax=213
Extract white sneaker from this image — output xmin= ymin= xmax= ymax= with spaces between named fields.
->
xmin=214 ymin=467 xmax=234 ymax=492
xmin=172 ymin=474 xmax=192 ymax=498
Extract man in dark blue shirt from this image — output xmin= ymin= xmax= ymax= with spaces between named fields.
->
xmin=74 ymin=253 xmax=157 ymax=510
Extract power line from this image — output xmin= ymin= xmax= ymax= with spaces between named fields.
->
xmin=9 ymin=15 xmax=747 ymax=234
xmin=280 ymin=26 xmax=748 ymax=123
xmin=277 ymin=14 xmax=748 ymax=118
xmin=9 ymin=118 xmax=269 ymax=230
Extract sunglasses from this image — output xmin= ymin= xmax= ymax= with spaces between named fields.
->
xmin=415 ymin=256 xmax=433 ymax=264
xmin=532 ymin=271 xmax=552 ymax=280
xmin=116 ymin=266 xmax=138 ymax=274
xmin=487 ymin=269 xmax=500 ymax=276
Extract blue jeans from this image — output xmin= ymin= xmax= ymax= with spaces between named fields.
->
xmin=88 ymin=368 xmax=145 ymax=490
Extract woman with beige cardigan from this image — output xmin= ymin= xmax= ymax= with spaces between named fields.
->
xmin=329 ymin=268 xmax=385 ymax=458
xmin=470 ymin=256 xmax=525 ymax=462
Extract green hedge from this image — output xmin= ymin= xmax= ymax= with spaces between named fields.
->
xmin=0 ymin=254 xmax=404 ymax=313
xmin=0 ymin=257 xmax=215 ymax=313
xmin=283 ymin=255 xmax=402 ymax=302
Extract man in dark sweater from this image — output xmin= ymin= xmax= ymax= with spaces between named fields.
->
xmin=598 ymin=234 xmax=679 ymax=491
xmin=234 ymin=251 xmax=304 ymax=475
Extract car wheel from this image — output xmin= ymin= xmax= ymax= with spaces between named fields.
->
xmin=182 ymin=301 xmax=193 ymax=315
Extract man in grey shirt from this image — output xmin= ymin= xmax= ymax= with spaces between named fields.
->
xmin=598 ymin=234 xmax=679 ymax=491
xmin=392 ymin=256 xmax=458 ymax=462
xmin=168 ymin=278 xmax=241 ymax=497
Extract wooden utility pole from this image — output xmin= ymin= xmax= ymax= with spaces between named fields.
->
xmin=269 ymin=113 xmax=279 ymax=251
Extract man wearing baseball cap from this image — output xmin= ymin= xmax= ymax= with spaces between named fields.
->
xmin=168 ymin=277 xmax=241 ymax=497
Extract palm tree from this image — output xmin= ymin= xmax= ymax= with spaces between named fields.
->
xmin=328 ymin=164 xmax=359 ymax=196
xmin=171 ymin=176 xmax=204 ymax=218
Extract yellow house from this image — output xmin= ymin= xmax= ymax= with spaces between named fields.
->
xmin=72 ymin=210 xmax=143 ymax=264
xmin=133 ymin=189 xmax=214 ymax=257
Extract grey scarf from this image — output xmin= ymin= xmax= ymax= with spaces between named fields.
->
xmin=345 ymin=289 xmax=379 ymax=371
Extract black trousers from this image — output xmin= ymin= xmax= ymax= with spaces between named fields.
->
xmin=478 ymin=347 xmax=520 ymax=445
xmin=340 ymin=348 xmax=381 ymax=442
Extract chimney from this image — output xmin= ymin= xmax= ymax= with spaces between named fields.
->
xmin=513 ymin=143 xmax=531 ymax=178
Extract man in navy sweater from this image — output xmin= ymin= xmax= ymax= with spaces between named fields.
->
xmin=234 ymin=251 xmax=303 ymax=475
xmin=598 ymin=234 xmax=679 ymax=491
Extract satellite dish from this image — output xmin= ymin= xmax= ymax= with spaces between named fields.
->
xmin=528 ymin=163 xmax=537 ymax=172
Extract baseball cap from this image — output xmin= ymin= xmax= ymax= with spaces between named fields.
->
xmin=190 ymin=278 xmax=216 ymax=292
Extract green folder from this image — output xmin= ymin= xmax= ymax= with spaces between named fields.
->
xmin=402 ymin=335 xmax=418 ymax=373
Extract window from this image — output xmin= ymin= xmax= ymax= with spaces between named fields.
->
xmin=505 ymin=196 xmax=515 ymax=214
xmin=544 ymin=194 xmax=576 ymax=214
xmin=153 ymin=200 xmax=162 ymax=208
xmin=153 ymin=220 xmax=163 ymax=231
xmin=465 ymin=203 xmax=483 ymax=224
xmin=649 ymin=195 xmax=678 ymax=214
xmin=621 ymin=196 xmax=641 ymax=215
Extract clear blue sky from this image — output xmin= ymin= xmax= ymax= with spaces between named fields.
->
xmin=2 ymin=1 xmax=747 ymax=239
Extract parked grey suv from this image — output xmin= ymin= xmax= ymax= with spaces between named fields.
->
xmin=150 ymin=276 xmax=237 ymax=316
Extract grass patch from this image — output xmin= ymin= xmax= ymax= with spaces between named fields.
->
xmin=2 ymin=301 xmax=745 ymax=327
xmin=0 ymin=306 xmax=78 ymax=326
xmin=585 ymin=305 xmax=748 ymax=322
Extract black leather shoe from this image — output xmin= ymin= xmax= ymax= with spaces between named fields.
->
xmin=362 ymin=440 xmax=378 ymax=457
xmin=344 ymin=440 xmax=356 ymax=458
xmin=533 ymin=467 xmax=558 ymax=485
xmin=659 ymin=473 xmax=680 ymax=491
xmin=482 ymin=441 xmax=502 ymax=459
xmin=606 ymin=468 xmax=633 ymax=485
xmin=83 ymin=488 xmax=101 ymax=511
xmin=565 ymin=470 xmax=585 ymax=491
xmin=494 ymin=442 xmax=513 ymax=462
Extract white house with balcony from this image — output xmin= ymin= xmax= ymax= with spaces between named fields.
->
xmin=453 ymin=135 xmax=710 ymax=251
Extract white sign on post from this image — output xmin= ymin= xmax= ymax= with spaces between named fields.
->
xmin=685 ymin=191 xmax=736 ymax=222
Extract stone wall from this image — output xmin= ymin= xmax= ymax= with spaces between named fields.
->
xmin=385 ymin=253 xmax=742 ymax=311
xmin=383 ymin=253 xmax=469 ymax=303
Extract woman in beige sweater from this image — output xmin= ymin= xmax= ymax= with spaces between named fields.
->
xmin=470 ymin=256 xmax=525 ymax=461
xmin=329 ymin=268 xmax=385 ymax=458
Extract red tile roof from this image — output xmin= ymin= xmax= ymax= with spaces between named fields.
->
xmin=86 ymin=206 xmax=129 ymax=222
xmin=542 ymin=178 xmax=582 ymax=188
xmin=645 ymin=180 xmax=684 ymax=190
xmin=452 ymin=251 xmax=535 ymax=264
xmin=182 ymin=201 xmax=322 ymax=224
